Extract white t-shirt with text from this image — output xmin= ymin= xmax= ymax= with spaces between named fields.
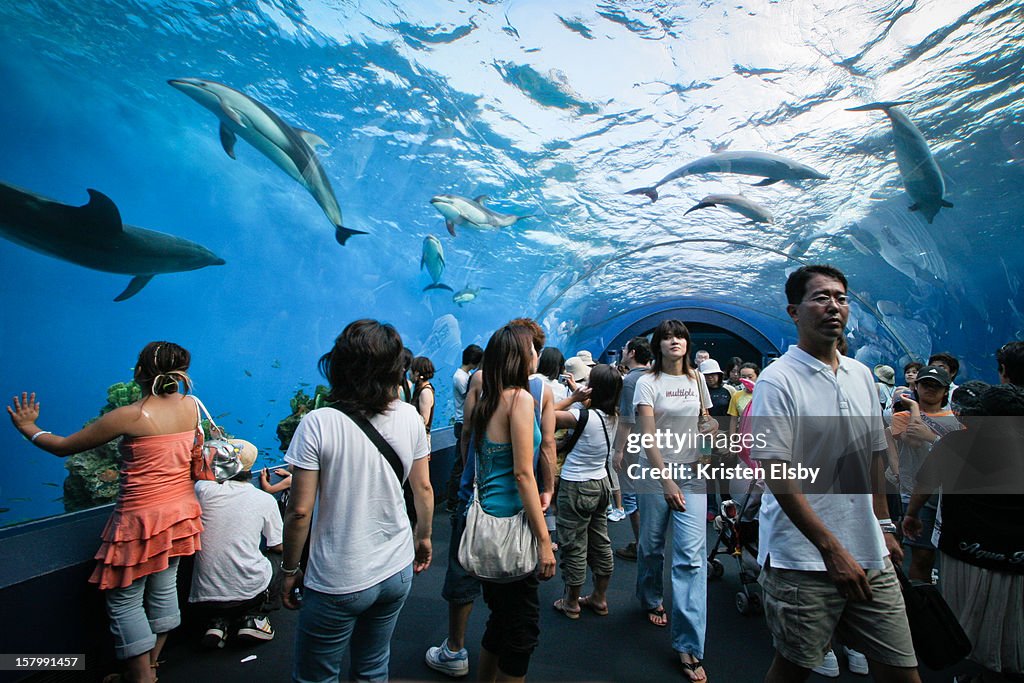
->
xmin=633 ymin=371 xmax=712 ymax=463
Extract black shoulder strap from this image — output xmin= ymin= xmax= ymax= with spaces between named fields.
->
xmin=329 ymin=404 xmax=417 ymax=527
xmin=560 ymin=406 xmax=589 ymax=456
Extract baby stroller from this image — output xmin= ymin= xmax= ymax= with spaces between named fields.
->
xmin=707 ymin=478 xmax=763 ymax=616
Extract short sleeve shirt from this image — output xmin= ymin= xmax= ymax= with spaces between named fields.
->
xmin=633 ymin=370 xmax=712 ymax=463
xmin=285 ymin=402 xmax=429 ymax=594
xmin=750 ymin=346 xmax=888 ymax=571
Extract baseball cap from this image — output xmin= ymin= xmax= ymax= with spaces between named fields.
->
xmin=699 ymin=359 xmax=724 ymax=376
xmin=916 ymin=365 xmax=951 ymax=387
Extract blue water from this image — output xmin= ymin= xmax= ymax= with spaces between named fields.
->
xmin=1 ymin=0 xmax=1022 ymax=524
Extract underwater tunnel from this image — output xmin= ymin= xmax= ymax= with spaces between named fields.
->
xmin=0 ymin=0 xmax=1022 ymax=678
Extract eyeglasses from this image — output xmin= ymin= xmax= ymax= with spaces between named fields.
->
xmin=803 ymin=294 xmax=850 ymax=307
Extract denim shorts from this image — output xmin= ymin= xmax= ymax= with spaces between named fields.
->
xmin=442 ymin=506 xmax=481 ymax=604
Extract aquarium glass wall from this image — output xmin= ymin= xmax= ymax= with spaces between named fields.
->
xmin=1 ymin=0 xmax=1022 ymax=524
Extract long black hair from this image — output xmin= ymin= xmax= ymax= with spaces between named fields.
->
xmin=471 ymin=325 xmax=534 ymax=447
xmin=537 ymin=347 xmax=565 ymax=381
xmin=318 ymin=319 xmax=404 ymax=416
xmin=649 ymin=319 xmax=695 ymax=378
xmin=587 ymin=364 xmax=622 ymax=417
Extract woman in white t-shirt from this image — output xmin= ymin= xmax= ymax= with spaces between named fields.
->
xmin=552 ymin=364 xmax=622 ymax=619
xmin=633 ymin=319 xmax=716 ymax=682
xmin=280 ymin=319 xmax=434 ymax=682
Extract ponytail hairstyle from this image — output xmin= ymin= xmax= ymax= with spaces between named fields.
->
xmin=587 ymin=364 xmax=622 ymax=417
xmin=471 ymin=325 xmax=534 ymax=448
xmin=134 ymin=341 xmax=192 ymax=396
xmin=649 ymin=319 xmax=695 ymax=378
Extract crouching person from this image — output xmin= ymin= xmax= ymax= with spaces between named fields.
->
xmin=189 ymin=439 xmax=283 ymax=648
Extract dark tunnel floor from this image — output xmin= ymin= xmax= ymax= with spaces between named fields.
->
xmin=139 ymin=512 xmax=980 ymax=683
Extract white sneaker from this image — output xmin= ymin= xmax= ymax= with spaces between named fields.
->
xmin=425 ymin=638 xmax=469 ymax=677
xmin=607 ymin=507 xmax=626 ymax=522
xmin=812 ymin=650 xmax=840 ymax=678
xmin=843 ymin=646 xmax=869 ymax=675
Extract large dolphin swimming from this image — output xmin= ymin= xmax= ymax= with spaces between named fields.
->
xmin=168 ymin=77 xmax=366 ymax=246
xmin=0 ymin=183 xmax=225 ymax=301
xmin=421 ymin=235 xmax=452 ymax=292
xmin=846 ymin=101 xmax=952 ymax=224
xmin=684 ymin=194 xmax=774 ymax=224
xmin=429 ymin=194 xmax=529 ymax=236
xmin=627 ymin=150 xmax=829 ymax=202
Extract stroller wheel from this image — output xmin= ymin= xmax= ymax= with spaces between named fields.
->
xmin=735 ymin=591 xmax=750 ymax=615
xmin=709 ymin=559 xmax=725 ymax=580
xmin=749 ymin=592 xmax=763 ymax=614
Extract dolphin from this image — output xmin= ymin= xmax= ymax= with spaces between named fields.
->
xmin=684 ymin=194 xmax=774 ymax=224
xmin=421 ymin=235 xmax=452 ymax=292
xmin=0 ymin=183 xmax=225 ymax=301
xmin=846 ymin=101 xmax=953 ymax=223
xmin=452 ymin=285 xmax=488 ymax=307
xmin=168 ymin=77 xmax=366 ymax=246
xmin=627 ymin=150 xmax=829 ymax=202
xmin=429 ymin=194 xmax=530 ymax=236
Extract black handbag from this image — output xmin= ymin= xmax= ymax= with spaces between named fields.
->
xmin=893 ymin=564 xmax=971 ymax=670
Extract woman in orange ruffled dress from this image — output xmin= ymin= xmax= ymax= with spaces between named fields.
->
xmin=7 ymin=341 xmax=203 ymax=683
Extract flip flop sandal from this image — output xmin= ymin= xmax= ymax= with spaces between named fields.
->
xmin=552 ymin=598 xmax=580 ymax=620
xmin=578 ymin=595 xmax=609 ymax=616
xmin=680 ymin=658 xmax=706 ymax=682
xmin=646 ymin=606 xmax=668 ymax=627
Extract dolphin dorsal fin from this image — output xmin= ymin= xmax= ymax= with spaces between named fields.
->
xmin=295 ymin=128 xmax=328 ymax=150
xmin=474 ymin=194 xmax=489 ymax=204
xmin=79 ymin=189 xmax=123 ymax=236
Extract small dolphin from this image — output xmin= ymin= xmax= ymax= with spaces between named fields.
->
xmin=429 ymin=194 xmax=530 ymax=236
xmin=627 ymin=150 xmax=829 ymax=202
xmin=168 ymin=77 xmax=366 ymax=245
xmin=452 ymin=285 xmax=488 ymax=307
xmin=0 ymin=183 xmax=225 ymax=301
xmin=684 ymin=194 xmax=774 ymax=224
xmin=421 ymin=235 xmax=452 ymax=292
xmin=846 ymin=101 xmax=953 ymax=223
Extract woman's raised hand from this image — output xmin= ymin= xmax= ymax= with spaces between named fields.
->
xmin=7 ymin=392 xmax=40 ymax=433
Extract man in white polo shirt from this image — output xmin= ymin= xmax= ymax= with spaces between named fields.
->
xmin=750 ymin=265 xmax=920 ymax=683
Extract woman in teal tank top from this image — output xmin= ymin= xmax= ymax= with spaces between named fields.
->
xmin=469 ymin=324 xmax=556 ymax=680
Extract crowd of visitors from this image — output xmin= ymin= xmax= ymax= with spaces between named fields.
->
xmin=6 ymin=267 xmax=1023 ymax=683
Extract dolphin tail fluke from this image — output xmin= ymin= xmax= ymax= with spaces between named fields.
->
xmin=424 ymin=283 xmax=454 ymax=292
xmin=845 ymin=100 xmax=913 ymax=112
xmin=626 ymin=187 xmax=659 ymax=203
xmin=446 ymin=220 xmax=456 ymax=237
xmin=335 ymin=225 xmax=368 ymax=246
xmin=752 ymin=178 xmax=782 ymax=187
xmin=115 ymin=275 xmax=154 ymax=302
xmin=684 ymin=201 xmax=715 ymax=215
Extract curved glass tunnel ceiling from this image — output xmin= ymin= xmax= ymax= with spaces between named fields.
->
xmin=0 ymin=0 xmax=1022 ymax=523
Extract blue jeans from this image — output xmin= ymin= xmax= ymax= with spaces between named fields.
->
xmin=636 ymin=477 xmax=708 ymax=658
xmin=105 ymin=558 xmax=181 ymax=660
xmin=293 ymin=563 xmax=414 ymax=682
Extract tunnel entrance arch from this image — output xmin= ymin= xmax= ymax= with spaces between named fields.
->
xmin=586 ymin=301 xmax=786 ymax=370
